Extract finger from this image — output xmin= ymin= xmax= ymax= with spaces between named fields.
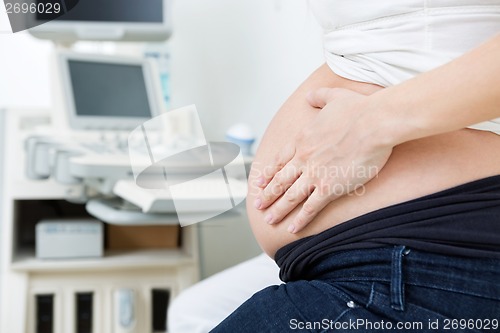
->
xmin=306 ymin=87 xmax=340 ymax=108
xmin=257 ymin=160 xmax=302 ymax=209
xmin=287 ymin=190 xmax=332 ymax=234
xmin=263 ymin=175 xmax=312 ymax=225
xmin=255 ymin=142 xmax=295 ymax=188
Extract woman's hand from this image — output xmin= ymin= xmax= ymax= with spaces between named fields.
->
xmin=254 ymin=88 xmax=394 ymax=233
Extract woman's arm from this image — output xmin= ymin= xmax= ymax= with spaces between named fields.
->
xmin=256 ymin=33 xmax=500 ymax=233
xmin=362 ymin=33 xmax=500 ymax=146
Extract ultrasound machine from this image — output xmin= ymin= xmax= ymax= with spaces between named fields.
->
xmin=25 ymin=51 xmax=248 ymax=225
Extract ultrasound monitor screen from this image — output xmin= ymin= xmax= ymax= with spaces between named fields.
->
xmin=68 ymin=60 xmax=152 ymax=118
xmin=37 ymin=0 xmax=163 ymax=22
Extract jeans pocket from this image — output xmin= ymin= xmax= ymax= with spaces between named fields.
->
xmin=366 ymin=282 xmax=486 ymax=333
xmin=285 ymin=280 xmax=374 ymax=333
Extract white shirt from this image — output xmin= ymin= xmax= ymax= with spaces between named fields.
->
xmin=309 ymin=0 xmax=500 ymax=134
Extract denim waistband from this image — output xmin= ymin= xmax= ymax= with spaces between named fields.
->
xmin=308 ymin=246 xmax=500 ymax=304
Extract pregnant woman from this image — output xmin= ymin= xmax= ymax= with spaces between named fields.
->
xmin=212 ymin=1 xmax=500 ymax=332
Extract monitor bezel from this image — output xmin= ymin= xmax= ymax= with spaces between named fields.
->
xmin=58 ymin=52 xmax=162 ymax=131
xmin=28 ymin=0 xmax=172 ymax=42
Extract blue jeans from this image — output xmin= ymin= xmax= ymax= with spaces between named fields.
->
xmin=211 ymin=246 xmax=500 ymax=332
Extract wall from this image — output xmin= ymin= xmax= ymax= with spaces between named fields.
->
xmin=168 ymin=0 xmax=324 ymax=143
xmin=0 ymin=14 xmax=53 ymax=108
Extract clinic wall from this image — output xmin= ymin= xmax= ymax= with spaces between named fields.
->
xmin=0 ymin=0 xmax=324 ymax=144
xmin=168 ymin=0 xmax=324 ymax=143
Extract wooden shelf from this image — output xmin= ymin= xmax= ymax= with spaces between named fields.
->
xmin=11 ymin=248 xmax=195 ymax=272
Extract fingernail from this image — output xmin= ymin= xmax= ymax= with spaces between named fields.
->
xmin=264 ymin=213 xmax=273 ymax=224
xmin=254 ymin=198 xmax=262 ymax=209
xmin=287 ymin=224 xmax=296 ymax=233
xmin=255 ymin=177 xmax=265 ymax=187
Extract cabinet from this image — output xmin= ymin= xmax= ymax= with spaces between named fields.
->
xmin=0 ymin=109 xmax=200 ymax=333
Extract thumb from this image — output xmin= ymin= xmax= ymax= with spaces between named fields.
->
xmin=306 ymin=87 xmax=340 ymax=108
xmin=306 ymin=87 xmax=359 ymax=108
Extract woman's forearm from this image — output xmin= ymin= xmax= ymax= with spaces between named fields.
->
xmin=367 ymin=33 xmax=500 ymax=146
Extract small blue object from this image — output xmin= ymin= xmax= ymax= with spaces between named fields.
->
xmin=225 ymin=123 xmax=255 ymax=156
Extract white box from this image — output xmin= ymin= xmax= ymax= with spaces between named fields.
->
xmin=36 ymin=219 xmax=103 ymax=259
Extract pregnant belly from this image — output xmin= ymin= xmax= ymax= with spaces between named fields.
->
xmin=247 ymin=64 xmax=500 ymax=257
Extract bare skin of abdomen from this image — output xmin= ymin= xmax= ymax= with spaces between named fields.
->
xmin=247 ymin=64 xmax=500 ymax=258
